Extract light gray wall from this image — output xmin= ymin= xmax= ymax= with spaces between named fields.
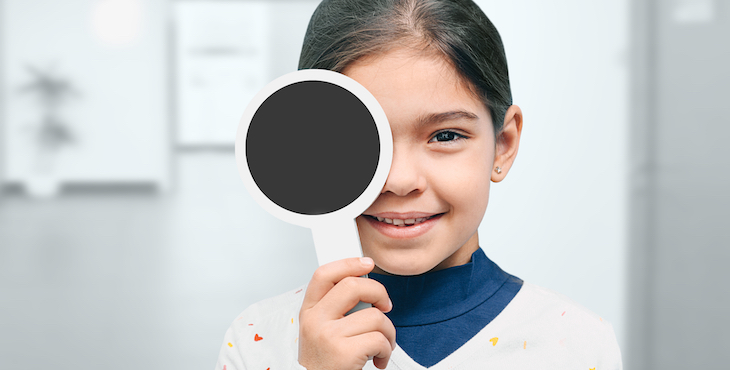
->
xmin=475 ymin=0 xmax=629 ymax=350
xmin=627 ymin=0 xmax=730 ymax=368
xmin=266 ymin=1 xmax=320 ymax=79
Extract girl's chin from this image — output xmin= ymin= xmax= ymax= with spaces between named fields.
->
xmin=363 ymin=240 xmax=448 ymax=276
xmin=374 ymin=266 xmax=429 ymax=277
xmin=371 ymin=257 xmax=439 ymax=276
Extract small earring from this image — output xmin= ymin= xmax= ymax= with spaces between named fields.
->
xmin=495 ymin=167 xmax=502 ymax=174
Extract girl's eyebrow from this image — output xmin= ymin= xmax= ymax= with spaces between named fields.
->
xmin=415 ymin=110 xmax=479 ymax=129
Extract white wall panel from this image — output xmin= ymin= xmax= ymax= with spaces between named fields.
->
xmin=1 ymin=0 xmax=170 ymax=187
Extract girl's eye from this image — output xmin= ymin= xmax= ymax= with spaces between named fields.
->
xmin=429 ymin=130 xmax=466 ymax=143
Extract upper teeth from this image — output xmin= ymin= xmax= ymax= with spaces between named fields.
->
xmin=375 ymin=216 xmax=430 ymax=226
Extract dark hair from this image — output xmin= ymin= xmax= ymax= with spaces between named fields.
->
xmin=298 ymin=0 xmax=513 ymax=135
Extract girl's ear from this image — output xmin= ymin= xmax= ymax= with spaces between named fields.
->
xmin=492 ymin=105 xmax=523 ymax=182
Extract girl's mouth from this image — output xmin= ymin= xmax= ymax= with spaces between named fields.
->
xmin=364 ymin=214 xmax=442 ymax=227
xmin=361 ymin=212 xmax=444 ymax=239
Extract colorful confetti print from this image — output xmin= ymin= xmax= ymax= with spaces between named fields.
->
xmin=561 ymin=311 xmax=566 ymax=316
xmin=254 ymin=334 xmax=263 ymax=341
xmin=227 ymin=342 xmax=233 ymax=348
xmin=523 ymin=341 xmax=526 ymax=349
xmin=489 ymin=337 xmax=498 ymax=346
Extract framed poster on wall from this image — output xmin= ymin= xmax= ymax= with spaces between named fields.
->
xmin=174 ymin=1 xmax=270 ymax=148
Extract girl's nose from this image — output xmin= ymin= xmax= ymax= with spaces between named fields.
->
xmin=380 ymin=146 xmax=427 ymax=197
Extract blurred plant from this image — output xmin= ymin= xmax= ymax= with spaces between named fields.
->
xmin=17 ymin=63 xmax=80 ymax=151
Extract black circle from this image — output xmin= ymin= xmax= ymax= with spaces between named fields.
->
xmin=246 ymin=80 xmax=380 ymax=215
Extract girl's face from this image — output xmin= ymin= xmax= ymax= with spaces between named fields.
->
xmin=346 ymin=48 xmax=496 ymax=276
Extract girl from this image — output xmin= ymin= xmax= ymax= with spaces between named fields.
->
xmin=217 ymin=0 xmax=622 ymax=369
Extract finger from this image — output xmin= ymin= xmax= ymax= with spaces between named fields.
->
xmin=337 ymin=307 xmax=396 ymax=350
xmin=316 ymin=276 xmax=392 ymax=318
xmin=301 ymin=257 xmax=375 ymax=310
xmin=346 ymin=331 xmax=393 ymax=369
xmin=373 ymin=355 xmax=390 ymax=370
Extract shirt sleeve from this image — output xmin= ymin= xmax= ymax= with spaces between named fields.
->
xmin=599 ymin=319 xmax=624 ymax=370
xmin=214 ymin=314 xmax=310 ymax=370
xmin=214 ymin=286 xmax=309 ymax=370
xmin=214 ymin=325 xmax=246 ymax=370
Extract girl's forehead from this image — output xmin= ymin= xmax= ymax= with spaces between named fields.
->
xmin=343 ymin=48 xmax=490 ymax=128
xmin=344 ymin=47 xmax=456 ymax=83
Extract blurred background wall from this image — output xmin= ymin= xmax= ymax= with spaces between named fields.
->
xmin=0 ymin=1 xmax=726 ymax=369
xmin=2 ymin=0 xmax=171 ymax=190
xmin=627 ymin=0 xmax=730 ymax=368
xmin=0 ymin=0 xmax=5 ymax=202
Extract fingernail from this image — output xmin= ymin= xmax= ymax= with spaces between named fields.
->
xmin=360 ymin=257 xmax=374 ymax=267
xmin=388 ymin=298 xmax=393 ymax=311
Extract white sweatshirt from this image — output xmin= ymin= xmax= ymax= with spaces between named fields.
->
xmin=215 ymin=281 xmax=623 ymax=370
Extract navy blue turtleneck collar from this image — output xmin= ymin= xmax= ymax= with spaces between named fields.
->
xmin=370 ymin=247 xmax=523 ymax=367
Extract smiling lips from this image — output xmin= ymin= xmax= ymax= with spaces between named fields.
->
xmin=362 ymin=212 xmax=444 ymax=239
xmin=370 ymin=215 xmax=438 ymax=226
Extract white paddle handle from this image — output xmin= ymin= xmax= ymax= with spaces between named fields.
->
xmin=311 ymin=218 xmax=363 ymax=266
xmin=311 ymin=219 xmax=371 ymax=314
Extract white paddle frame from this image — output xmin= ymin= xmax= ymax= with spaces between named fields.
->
xmin=235 ymin=69 xmax=393 ymax=267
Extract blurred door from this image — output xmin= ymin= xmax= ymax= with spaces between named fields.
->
xmin=628 ymin=0 xmax=730 ymax=368
xmin=0 ymin=0 xmax=5 ymax=198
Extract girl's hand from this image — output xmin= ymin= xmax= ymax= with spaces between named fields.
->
xmin=298 ymin=257 xmax=396 ymax=370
